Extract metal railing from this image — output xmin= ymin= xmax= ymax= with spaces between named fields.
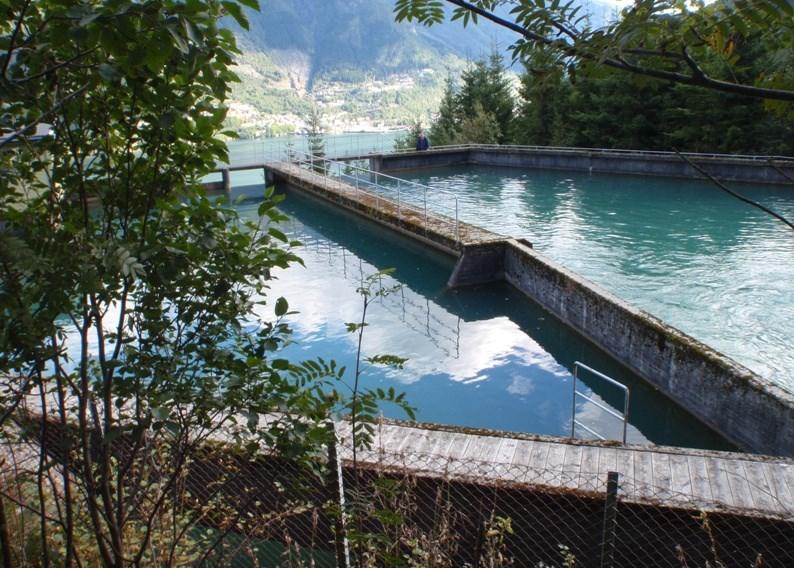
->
xmin=290 ymin=151 xmax=461 ymax=243
xmin=214 ymin=138 xmax=794 ymax=176
xmin=281 ymin=220 xmax=462 ymax=358
xmin=571 ymin=361 xmax=630 ymax=444
xmin=335 ymin=142 xmax=794 ymax=164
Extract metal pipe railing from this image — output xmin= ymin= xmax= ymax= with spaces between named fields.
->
xmin=216 ymin=138 xmax=794 ymax=171
xmin=571 ymin=361 xmax=630 ymax=444
xmin=342 ymin=143 xmax=794 ymax=164
xmin=289 ymin=151 xmax=461 ymax=243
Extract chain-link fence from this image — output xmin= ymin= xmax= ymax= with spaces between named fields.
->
xmin=3 ymin=422 xmax=793 ymax=567
xmin=189 ymin=426 xmax=794 ymax=567
xmin=326 ymin=443 xmax=794 ymax=568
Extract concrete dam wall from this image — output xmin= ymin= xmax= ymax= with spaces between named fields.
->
xmin=370 ymin=147 xmax=794 ymax=186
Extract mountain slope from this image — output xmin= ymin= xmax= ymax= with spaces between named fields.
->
xmin=233 ymin=0 xmax=515 ymax=82
xmin=223 ymin=0 xmax=621 ymax=136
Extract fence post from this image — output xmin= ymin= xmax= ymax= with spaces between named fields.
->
xmin=325 ymin=421 xmax=351 ymax=568
xmin=397 ymin=180 xmax=401 ymax=223
xmin=221 ymin=168 xmax=231 ymax=200
xmin=423 ymin=189 xmax=428 ymax=236
xmin=600 ymin=471 xmax=620 ymax=568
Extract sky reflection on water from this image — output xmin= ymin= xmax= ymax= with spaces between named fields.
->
xmin=239 ymin=189 xmax=733 ymax=450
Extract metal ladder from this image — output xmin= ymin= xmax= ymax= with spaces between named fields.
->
xmin=571 ymin=361 xmax=630 ymax=444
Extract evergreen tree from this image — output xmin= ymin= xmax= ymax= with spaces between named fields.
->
xmin=456 ymin=52 xmax=514 ymax=144
xmin=485 ymin=51 xmax=515 ymax=144
xmin=454 ymin=103 xmax=501 ymax=144
xmin=513 ymin=33 xmax=794 ymax=154
xmin=550 ymin=71 xmax=668 ymax=149
xmin=429 ymin=76 xmax=460 ymax=146
xmin=305 ymin=105 xmax=326 ymax=172
xmin=512 ymin=48 xmax=566 ymax=145
xmin=427 ymin=53 xmax=515 ymax=146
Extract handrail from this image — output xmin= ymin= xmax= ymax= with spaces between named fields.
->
xmin=288 ymin=151 xmax=461 ymax=243
xmin=571 ymin=361 xmax=630 ymax=444
xmin=336 ymin=143 xmax=794 ymax=164
xmin=292 ymin=151 xmax=461 ymax=201
xmin=215 ymin=139 xmax=794 ymax=172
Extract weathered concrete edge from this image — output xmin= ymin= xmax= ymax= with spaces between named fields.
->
xmin=374 ymin=147 xmax=794 ymax=186
xmin=273 ymin=171 xmax=460 ymax=257
xmin=447 ymin=242 xmax=506 ymax=287
xmin=503 ymin=239 xmax=794 ymax=456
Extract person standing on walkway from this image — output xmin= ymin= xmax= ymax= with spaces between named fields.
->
xmin=416 ymin=132 xmax=430 ymax=151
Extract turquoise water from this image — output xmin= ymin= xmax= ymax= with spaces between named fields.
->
xmin=236 ymin=187 xmax=732 ymax=450
xmin=381 ymin=165 xmax=794 ymax=392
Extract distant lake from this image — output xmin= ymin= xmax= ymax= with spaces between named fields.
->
xmin=227 ymin=131 xmax=405 ymax=163
xmin=207 ymin=131 xmax=406 ymax=186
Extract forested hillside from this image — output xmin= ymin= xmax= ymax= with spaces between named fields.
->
xmin=427 ymin=41 xmax=794 ymax=155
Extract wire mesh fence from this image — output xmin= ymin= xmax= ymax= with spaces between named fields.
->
xmin=2 ymin=421 xmax=793 ymax=567
xmin=330 ymin=442 xmax=794 ymax=568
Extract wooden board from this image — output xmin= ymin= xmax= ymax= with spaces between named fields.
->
xmin=339 ymin=421 xmax=794 ymax=518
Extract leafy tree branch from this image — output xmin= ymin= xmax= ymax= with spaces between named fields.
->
xmin=394 ymin=0 xmax=794 ymax=102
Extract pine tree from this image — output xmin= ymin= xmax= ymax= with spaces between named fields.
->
xmin=429 ymin=76 xmax=460 ymax=146
xmin=485 ymin=51 xmax=515 ymax=144
xmin=305 ymin=105 xmax=326 ymax=172
xmin=454 ymin=103 xmax=501 ymax=144
xmin=513 ymin=48 xmax=566 ymax=145
xmin=446 ymin=51 xmax=515 ymax=145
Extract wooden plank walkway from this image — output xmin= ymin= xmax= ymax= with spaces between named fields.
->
xmin=334 ymin=421 xmax=794 ymax=519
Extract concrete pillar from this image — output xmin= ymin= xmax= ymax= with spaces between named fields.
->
xmin=447 ymin=242 xmax=507 ymax=288
xmin=264 ymin=166 xmax=276 ymax=187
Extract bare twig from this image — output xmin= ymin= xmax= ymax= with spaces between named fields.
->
xmin=675 ymin=150 xmax=794 ymax=231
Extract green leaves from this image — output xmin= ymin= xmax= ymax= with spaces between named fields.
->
xmin=222 ymin=1 xmax=250 ymax=30
xmin=274 ymin=296 xmax=289 ymax=317
xmin=392 ymin=0 xmax=794 ymax=103
xmin=393 ymin=0 xmax=445 ymax=25
xmin=345 ymin=322 xmax=368 ymax=333
xmin=365 ymin=354 xmax=408 ymax=369
xmin=237 ymin=0 xmax=261 ymax=10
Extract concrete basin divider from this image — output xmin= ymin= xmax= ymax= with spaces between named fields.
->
xmin=501 ymin=239 xmax=794 ymax=456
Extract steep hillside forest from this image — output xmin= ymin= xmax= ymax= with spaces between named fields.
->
xmin=223 ymin=0 xmax=624 ymax=137
xmin=427 ymin=41 xmax=794 ymax=155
